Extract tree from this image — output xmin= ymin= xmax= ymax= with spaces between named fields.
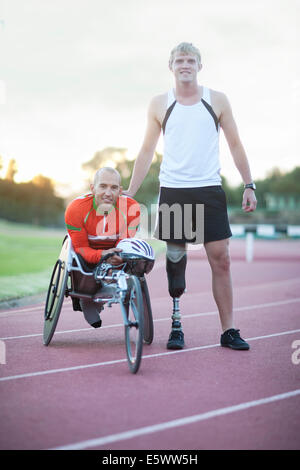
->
xmin=5 ymin=158 xmax=17 ymax=181
xmin=32 ymin=174 xmax=54 ymax=191
xmin=82 ymin=147 xmax=128 ymax=177
xmin=269 ymin=167 xmax=300 ymax=194
xmin=0 ymin=173 xmax=65 ymax=226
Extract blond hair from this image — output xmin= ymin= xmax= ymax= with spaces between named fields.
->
xmin=169 ymin=42 xmax=201 ymax=68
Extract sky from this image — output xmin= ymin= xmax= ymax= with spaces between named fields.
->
xmin=0 ymin=0 xmax=299 ymax=197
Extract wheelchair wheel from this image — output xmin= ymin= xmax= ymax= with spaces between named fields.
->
xmin=140 ymin=277 xmax=154 ymax=345
xmin=124 ymin=275 xmax=144 ymax=374
xmin=43 ymin=238 xmax=69 ymax=346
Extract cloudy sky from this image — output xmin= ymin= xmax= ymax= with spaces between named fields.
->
xmin=0 ymin=0 xmax=299 ymax=196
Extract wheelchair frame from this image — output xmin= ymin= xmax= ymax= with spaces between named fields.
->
xmin=43 ymin=235 xmax=154 ymax=374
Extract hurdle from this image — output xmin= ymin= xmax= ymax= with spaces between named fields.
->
xmin=230 ymin=224 xmax=300 ymax=262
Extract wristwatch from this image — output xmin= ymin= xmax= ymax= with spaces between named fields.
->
xmin=244 ymin=182 xmax=256 ymax=190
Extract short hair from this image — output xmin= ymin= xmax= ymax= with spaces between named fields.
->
xmin=169 ymin=42 xmax=201 ymax=68
xmin=93 ymin=167 xmax=121 ymax=186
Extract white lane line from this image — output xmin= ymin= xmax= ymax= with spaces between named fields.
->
xmin=0 ymin=323 xmax=124 ymax=340
xmin=0 ymin=302 xmax=70 ymax=317
xmin=1 ymin=277 xmax=299 ymax=317
xmin=1 ymin=328 xmax=300 ymax=382
xmin=1 ymin=297 xmax=300 ymax=341
xmin=51 ymin=389 xmax=300 ymax=450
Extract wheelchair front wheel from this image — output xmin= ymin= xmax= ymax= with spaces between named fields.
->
xmin=123 ymin=275 xmax=144 ymax=374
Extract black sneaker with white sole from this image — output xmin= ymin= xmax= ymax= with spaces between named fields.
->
xmin=220 ymin=328 xmax=250 ymax=350
xmin=167 ymin=329 xmax=185 ymax=350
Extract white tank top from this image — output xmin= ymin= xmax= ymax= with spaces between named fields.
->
xmin=159 ymin=87 xmax=221 ymax=188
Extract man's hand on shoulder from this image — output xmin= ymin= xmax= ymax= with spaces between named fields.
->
xmin=122 ymin=189 xmax=135 ymax=198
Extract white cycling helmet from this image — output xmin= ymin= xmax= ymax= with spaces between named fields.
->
xmin=117 ymin=238 xmax=155 ymax=275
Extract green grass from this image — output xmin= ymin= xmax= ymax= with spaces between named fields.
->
xmin=0 ymin=233 xmax=65 ymax=276
xmin=0 ymin=270 xmax=54 ymax=301
xmin=0 ymin=219 xmax=65 ymax=301
xmin=0 ymin=219 xmax=165 ymax=302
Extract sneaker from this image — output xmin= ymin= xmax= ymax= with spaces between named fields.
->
xmin=220 ymin=328 xmax=250 ymax=350
xmin=167 ymin=329 xmax=185 ymax=350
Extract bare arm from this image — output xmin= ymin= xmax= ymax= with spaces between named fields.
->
xmin=219 ymin=93 xmax=257 ymax=212
xmin=126 ymin=97 xmax=162 ymax=196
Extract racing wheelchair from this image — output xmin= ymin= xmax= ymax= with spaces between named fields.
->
xmin=43 ymin=235 xmax=155 ymax=373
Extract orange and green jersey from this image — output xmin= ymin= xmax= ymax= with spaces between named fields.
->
xmin=65 ymin=193 xmax=140 ymax=264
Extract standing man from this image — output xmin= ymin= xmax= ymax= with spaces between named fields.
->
xmin=125 ymin=42 xmax=257 ymax=350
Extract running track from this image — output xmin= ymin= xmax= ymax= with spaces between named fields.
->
xmin=0 ymin=239 xmax=299 ymax=450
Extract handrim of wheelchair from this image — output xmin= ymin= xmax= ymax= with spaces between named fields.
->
xmin=43 ymin=236 xmax=155 ymax=374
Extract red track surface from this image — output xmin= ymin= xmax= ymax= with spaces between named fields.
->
xmin=0 ymin=239 xmax=300 ymax=450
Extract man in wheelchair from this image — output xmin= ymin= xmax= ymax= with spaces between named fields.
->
xmin=65 ymin=166 xmax=146 ymax=328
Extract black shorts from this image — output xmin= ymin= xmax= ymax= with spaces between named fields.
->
xmin=153 ymin=186 xmax=232 ymax=244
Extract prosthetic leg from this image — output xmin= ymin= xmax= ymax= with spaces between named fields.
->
xmin=166 ymin=243 xmax=187 ymax=349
